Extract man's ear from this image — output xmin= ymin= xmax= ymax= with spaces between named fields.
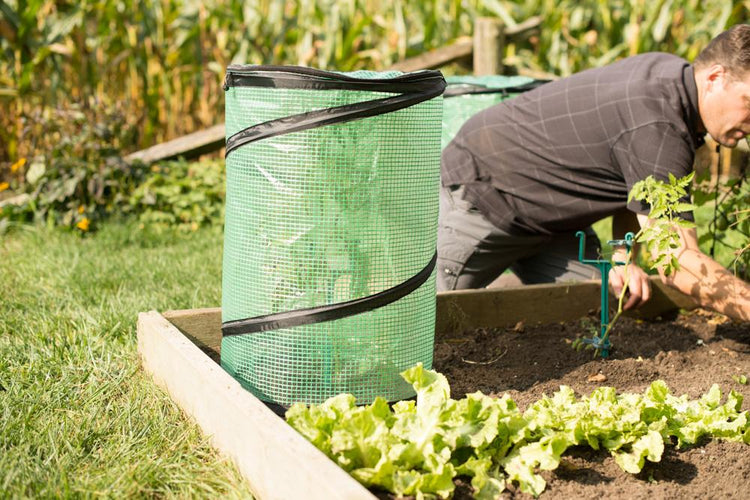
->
xmin=705 ymin=64 xmax=727 ymax=90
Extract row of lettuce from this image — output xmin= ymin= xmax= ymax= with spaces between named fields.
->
xmin=286 ymin=364 xmax=750 ymax=498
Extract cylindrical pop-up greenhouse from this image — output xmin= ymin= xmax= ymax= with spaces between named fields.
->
xmin=221 ymin=66 xmax=445 ymax=407
xmin=441 ymin=75 xmax=547 ymax=148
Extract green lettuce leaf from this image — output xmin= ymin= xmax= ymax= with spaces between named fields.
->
xmin=286 ymin=367 xmax=750 ymax=499
xmin=613 ymin=429 xmax=664 ymax=473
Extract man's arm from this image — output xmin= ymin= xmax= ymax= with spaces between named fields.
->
xmin=636 ymin=213 xmax=750 ymax=321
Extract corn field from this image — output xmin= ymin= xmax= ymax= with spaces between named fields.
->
xmin=0 ymin=0 xmax=748 ymax=164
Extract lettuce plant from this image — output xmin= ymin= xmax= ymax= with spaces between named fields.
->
xmin=287 ymin=364 xmax=750 ymax=498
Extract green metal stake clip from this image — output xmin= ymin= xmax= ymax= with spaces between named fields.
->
xmin=575 ymin=231 xmax=635 ymax=357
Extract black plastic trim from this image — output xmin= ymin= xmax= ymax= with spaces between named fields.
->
xmin=224 ymin=67 xmax=445 ymax=157
xmin=224 ymin=65 xmax=445 ymax=93
xmin=225 ymin=87 xmax=442 ymax=156
xmin=222 ymin=252 xmax=437 ymax=337
xmin=443 ymin=79 xmax=549 ymax=98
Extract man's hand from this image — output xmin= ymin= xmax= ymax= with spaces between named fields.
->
xmin=610 ymin=209 xmax=650 ymax=310
xmin=608 ymin=263 xmax=652 ymax=310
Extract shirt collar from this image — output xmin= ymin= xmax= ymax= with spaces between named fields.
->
xmin=683 ymin=65 xmax=705 ymax=148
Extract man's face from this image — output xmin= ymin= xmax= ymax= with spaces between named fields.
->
xmin=701 ymin=66 xmax=750 ymax=148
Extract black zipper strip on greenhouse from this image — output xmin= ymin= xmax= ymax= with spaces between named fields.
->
xmin=223 ymin=66 xmax=446 ymax=157
xmin=222 ymin=252 xmax=437 ymax=337
xmin=442 ymin=79 xmax=549 ymax=98
xmin=223 ymin=64 xmax=446 ymax=92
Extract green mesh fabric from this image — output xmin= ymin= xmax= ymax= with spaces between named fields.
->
xmin=221 ymin=70 xmax=443 ymax=406
xmin=442 ymin=75 xmax=536 ymax=148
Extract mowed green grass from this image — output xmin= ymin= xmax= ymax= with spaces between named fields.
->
xmin=0 ymin=223 xmax=253 ymax=498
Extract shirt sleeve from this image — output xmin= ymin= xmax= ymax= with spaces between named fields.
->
xmin=610 ymin=121 xmax=695 ymax=221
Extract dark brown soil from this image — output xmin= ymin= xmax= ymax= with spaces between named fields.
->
xmin=424 ymin=308 xmax=750 ymax=499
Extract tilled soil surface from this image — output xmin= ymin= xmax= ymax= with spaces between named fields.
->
xmin=423 ymin=308 xmax=750 ymax=499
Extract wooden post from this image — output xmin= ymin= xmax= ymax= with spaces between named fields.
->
xmin=694 ymin=137 xmax=749 ymax=181
xmin=725 ymin=142 xmax=749 ymax=178
xmin=473 ymin=17 xmax=505 ymax=76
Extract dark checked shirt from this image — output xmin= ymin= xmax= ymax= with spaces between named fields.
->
xmin=442 ymin=53 xmax=704 ymax=235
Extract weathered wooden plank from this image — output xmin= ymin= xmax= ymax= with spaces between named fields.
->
xmin=437 ymin=281 xmax=599 ymax=335
xmin=160 ymin=278 xmax=696 ymax=351
xmin=385 ymin=17 xmax=542 ymax=74
xmin=435 ymin=277 xmax=696 ymax=334
xmin=389 ymin=37 xmax=473 ymax=73
xmin=625 ymin=278 xmax=698 ymax=319
xmin=164 ymin=307 xmax=221 ymax=361
xmin=136 ymin=311 xmax=375 ymax=500
xmin=504 ymin=16 xmax=542 ymax=37
xmin=124 ymin=124 xmax=225 ymax=165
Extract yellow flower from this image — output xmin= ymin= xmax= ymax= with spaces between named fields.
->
xmin=10 ymin=158 xmax=26 ymax=173
xmin=76 ymin=217 xmax=90 ymax=232
xmin=78 ymin=205 xmax=85 ymax=214
xmin=0 ymin=182 xmax=8 ymax=192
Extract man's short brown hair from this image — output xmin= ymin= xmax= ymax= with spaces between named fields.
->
xmin=694 ymin=24 xmax=750 ymax=78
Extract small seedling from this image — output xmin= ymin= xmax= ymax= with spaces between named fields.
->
xmin=629 ymin=173 xmax=696 ymax=276
xmin=733 ymin=374 xmax=748 ymax=385
xmin=575 ymin=173 xmax=696 ymax=357
xmin=573 ymin=232 xmax=634 ymax=357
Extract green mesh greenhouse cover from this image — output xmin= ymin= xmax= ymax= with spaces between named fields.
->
xmin=221 ymin=66 xmax=446 ymax=407
xmin=441 ymin=75 xmax=547 ymax=148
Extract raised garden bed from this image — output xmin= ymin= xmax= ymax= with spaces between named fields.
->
xmin=431 ymin=310 xmax=750 ymax=499
xmin=137 ymin=278 xmax=750 ymax=499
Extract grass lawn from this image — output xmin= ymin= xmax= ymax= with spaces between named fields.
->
xmin=0 ymin=222 xmax=253 ymax=498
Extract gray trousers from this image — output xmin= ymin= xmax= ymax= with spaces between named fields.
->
xmin=437 ymin=186 xmax=601 ymax=291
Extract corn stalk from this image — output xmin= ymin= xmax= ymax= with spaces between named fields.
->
xmin=0 ymin=0 xmax=746 ymax=168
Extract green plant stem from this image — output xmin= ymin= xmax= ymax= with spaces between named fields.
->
xmin=594 ymin=261 xmax=631 ymax=358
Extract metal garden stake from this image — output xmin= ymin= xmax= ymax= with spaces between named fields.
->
xmin=575 ymin=231 xmax=635 ymax=358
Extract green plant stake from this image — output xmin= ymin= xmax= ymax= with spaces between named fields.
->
xmin=575 ymin=231 xmax=634 ymax=357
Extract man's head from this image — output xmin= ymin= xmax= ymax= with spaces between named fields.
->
xmin=694 ymin=24 xmax=750 ymax=148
